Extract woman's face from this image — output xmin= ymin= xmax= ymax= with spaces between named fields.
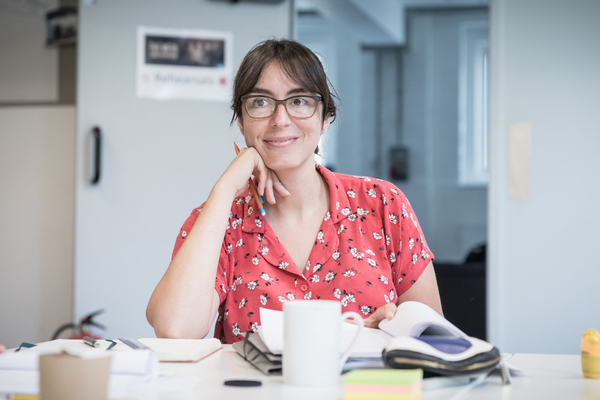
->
xmin=237 ymin=61 xmax=330 ymax=173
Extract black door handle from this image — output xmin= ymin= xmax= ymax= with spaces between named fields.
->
xmin=91 ymin=126 xmax=101 ymax=185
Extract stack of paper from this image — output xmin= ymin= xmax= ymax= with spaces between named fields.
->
xmin=258 ymin=308 xmax=391 ymax=358
xmin=343 ymin=369 xmax=423 ymax=400
xmin=0 ymin=349 xmax=158 ymax=376
xmin=0 ymin=340 xmax=159 ymax=398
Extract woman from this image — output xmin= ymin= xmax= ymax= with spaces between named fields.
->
xmin=146 ymin=39 xmax=442 ymax=343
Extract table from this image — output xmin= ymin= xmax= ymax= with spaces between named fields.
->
xmin=132 ymin=346 xmax=600 ymax=400
xmin=2 ymin=345 xmax=599 ymax=399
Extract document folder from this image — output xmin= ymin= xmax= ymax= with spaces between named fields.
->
xmin=232 ymin=332 xmax=281 ymax=375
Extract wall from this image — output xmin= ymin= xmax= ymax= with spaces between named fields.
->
xmin=74 ymin=0 xmax=292 ymax=339
xmin=297 ymin=12 xmax=370 ymax=177
xmin=488 ymin=0 xmax=600 ymax=354
xmin=0 ymin=106 xmax=76 ymax=348
xmin=296 ymin=12 xmax=340 ymax=169
xmin=0 ymin=0 xmax=59 ymax=103
xmin=0 ymin=0 xmax=291 ymax=345
xmin=331 ymin=24 xmax=366 ymax=176
xmin=0 ymin=0 xmax=76 ymax=348
xmin=359 ymin=48 xmax=401 ymax=183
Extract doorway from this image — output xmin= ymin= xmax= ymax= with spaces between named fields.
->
xmin=295 ymin=4 xmax=489 ymax=339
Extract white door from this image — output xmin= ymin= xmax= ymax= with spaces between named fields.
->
xmin=75 ymin=0 xmax=291 ymax=339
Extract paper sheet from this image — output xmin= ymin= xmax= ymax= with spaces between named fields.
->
xmin=0 ymin=349 xmax=158 ymax=377
xmin=509 ymin=122 xmax=532 ymax=199
xmin=258 ymin=308 xmax=391 ymax=358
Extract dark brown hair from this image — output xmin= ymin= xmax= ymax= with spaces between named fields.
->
xmin=231 ymin=39 xmax=338 ymax=125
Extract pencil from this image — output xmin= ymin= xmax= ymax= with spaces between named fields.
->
xmin=234 ymin=143 xmax=266 ymax=216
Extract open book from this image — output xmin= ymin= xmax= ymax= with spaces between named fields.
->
xmin=258 ymin=301 xmax=473 ymax=358
xmin=138 ymin=338 xmax=222 ymax=363
xmin=378 ymin=301 xmax=468 ymax=340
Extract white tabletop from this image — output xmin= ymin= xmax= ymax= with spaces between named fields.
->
xmin=423 ymin=353 xmax=600 ymax=400
xmin=127 ymin=346 xmax=600 ymax=400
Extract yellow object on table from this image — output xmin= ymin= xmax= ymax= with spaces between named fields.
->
xmin=581 ymin=328 xmax=600 ymax=379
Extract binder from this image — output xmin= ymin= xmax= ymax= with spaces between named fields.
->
xmin=232 ymin=333 xmax=281 ymax=375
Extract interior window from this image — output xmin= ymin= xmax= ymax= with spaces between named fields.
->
xmin=458 ymin=20 xmax=489 ymax=187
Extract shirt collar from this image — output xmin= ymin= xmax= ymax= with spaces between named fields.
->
xmin=240 ymin=164 xmax=351 ymax=235
xmin=316 ymin=163 xmax=351 ymax=226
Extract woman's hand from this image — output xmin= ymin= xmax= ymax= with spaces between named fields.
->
xmin=0 ymin=344 xmax=6 ymax=354
xmin=362 ymin=302 xmax=397 ymax=329
xmin=221 ymin=146 xmax=290 ymax=204
xmin=361 ymin=263 xmax=443 ymax=329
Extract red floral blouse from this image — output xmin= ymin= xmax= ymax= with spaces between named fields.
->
xmin=172 ymin=164 xmax=434 ymax=343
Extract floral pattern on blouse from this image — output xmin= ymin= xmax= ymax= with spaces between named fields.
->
xmin=172 ymin=164 xmax=434 ymax=344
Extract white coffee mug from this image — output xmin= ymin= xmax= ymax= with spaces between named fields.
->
xmin=283 ymin=300 xmax=364 ymax=387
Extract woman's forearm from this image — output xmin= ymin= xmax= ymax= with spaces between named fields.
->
xmin=396 ymin=261 xmax=443 ymax=316
xmin=146 ymin=180 xmax=236 ymax=338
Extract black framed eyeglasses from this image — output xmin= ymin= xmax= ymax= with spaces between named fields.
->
xmin=241 ymin=94 xmax=323 ymax=119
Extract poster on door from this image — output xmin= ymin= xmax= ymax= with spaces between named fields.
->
xmin=136 ymin=26 xmax=233 ymax=101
